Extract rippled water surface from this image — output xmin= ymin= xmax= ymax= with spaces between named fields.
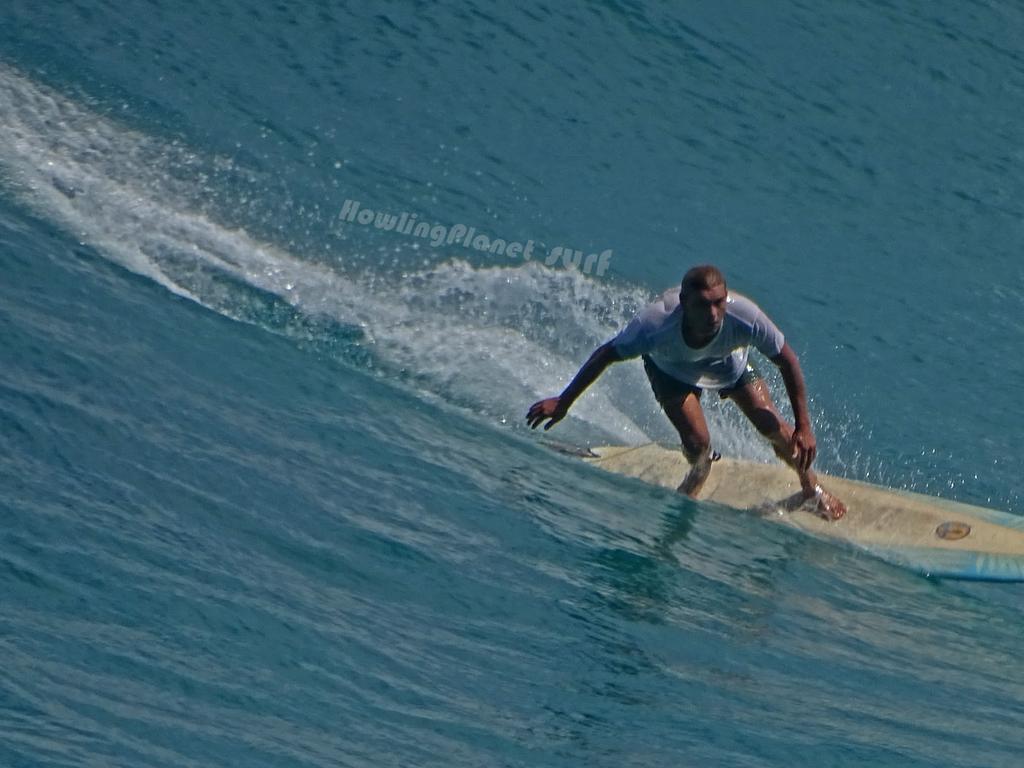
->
xmin=2 ymin=2 xmax=1023 ymax=766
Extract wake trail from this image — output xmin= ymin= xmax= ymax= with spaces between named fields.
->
xmin=0 ymin=63 xmax=663 ymax=444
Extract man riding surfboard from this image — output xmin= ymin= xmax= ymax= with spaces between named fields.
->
xmin=527 ymin=265 xmax=846 ymax=521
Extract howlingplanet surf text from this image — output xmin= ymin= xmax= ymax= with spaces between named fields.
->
xmin=333 ymin=199 xmax=613 ymax=276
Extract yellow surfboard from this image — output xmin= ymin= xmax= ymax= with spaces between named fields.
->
xmin=574 ymin=443 xmax=1024 ymax=582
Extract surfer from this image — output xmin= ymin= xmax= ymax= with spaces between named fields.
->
xmin=527 ymin=265 xmax=846 ymax=521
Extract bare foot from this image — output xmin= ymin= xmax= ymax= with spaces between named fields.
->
xmin=676 ymin=450 xmax=714 ymax=497
xmin=807 ymin=485 xmax=846 ymax=521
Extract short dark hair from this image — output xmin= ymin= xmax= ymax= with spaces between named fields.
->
xmin=680 ymin=265 xmax=726 ymax=296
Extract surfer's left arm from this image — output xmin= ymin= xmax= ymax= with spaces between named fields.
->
xmin=770 ymin=342 xmax=817 ymax=472
xmin=526 ymin=342 xmax=622 ymax=430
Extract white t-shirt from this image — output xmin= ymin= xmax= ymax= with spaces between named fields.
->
xmin=610 ymin=288 xmax=785 ymax=389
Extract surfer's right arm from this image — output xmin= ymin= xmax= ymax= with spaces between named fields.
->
xmin=526 ymin=342 xmax=622 ymax=430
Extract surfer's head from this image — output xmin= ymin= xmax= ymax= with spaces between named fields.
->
xmin=680 ymin=264 xmax=726 ymax=298
xmin=680 ymin=265 xmax=728 ymax=341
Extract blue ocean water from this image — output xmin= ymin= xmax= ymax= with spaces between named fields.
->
xmin=2 ymin=1 xmax=1023 ymax=766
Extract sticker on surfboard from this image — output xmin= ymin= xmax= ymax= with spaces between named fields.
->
xmin=935 ymin=521 xmax=971 ymax=541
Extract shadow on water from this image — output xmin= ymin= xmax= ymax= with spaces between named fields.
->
xmin=533 ymin=487 xmax=814 ymax=755
xmin=590 ymin=501 xmax=699 ymax=623
xmin=652 ymin=498 xmax=697 ymax=558
xmin=596 ymin=492 xmax=804 ymax=598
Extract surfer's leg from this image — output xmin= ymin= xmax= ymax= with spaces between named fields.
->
xmin=724 ymin=377 xmax=846 ymax=520
xmin=722 ymin=378 xmax=805 ymax=476
xmin=662 ymin=391 xmax=715 ymax=497
xmin=642 ymin=357 xmax=713 ymax=496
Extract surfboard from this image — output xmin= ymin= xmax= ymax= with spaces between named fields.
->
xmin=570 ymin=443 xmax=1024 ymax=582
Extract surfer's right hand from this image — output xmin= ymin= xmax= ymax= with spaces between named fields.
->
xmin=527 ymin=397 xmax=568 ymax=430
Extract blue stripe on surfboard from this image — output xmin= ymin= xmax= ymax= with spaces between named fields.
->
xmin=866 ymin=545 xmax=1024 ymax=582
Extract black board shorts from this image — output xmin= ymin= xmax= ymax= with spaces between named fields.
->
xmin=642 ymin=355 xmax=761 ymax=404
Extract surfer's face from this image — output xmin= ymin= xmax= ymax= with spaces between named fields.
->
xmin=681 ymin=283 xmax=727 ymax=339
